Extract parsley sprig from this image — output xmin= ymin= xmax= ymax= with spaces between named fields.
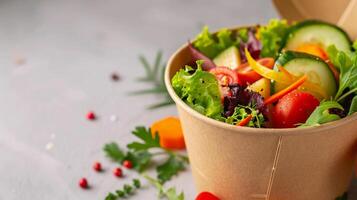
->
xmin=131 ymin=51 xmax=174 ymax=109
xmin=105 ymin=179 xmax=142 ymax=200
xmin=143 ymin=174 xmax=185 ymax=200
xmin=104 ymin=127 xmax=189 ymax=184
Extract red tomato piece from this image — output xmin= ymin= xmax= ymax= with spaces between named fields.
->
xmin=236 ymin=57 xmax=275 ymax=85
xmin=196 ymin=191 xmax=220 ymax=200
xmin=272 ymin=90 xmax=319 ymax=128
xmin=209 ymin=67 xmax=240 ymax=87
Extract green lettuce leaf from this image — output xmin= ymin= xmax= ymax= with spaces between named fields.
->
xmin=193 ymin=26 xmax=238 ymax=59
xmin=258 ymin=19 xmax=289 ymax=57
xmin=300 ymin=101 xmax=343 ymax=127
xmin=172 ymin=61 xmax=223 ymax=120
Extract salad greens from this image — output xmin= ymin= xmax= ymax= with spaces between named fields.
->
xmin=257 ymin=19 xmax=289 ymax=57
xmin=225 ymin=105 xmax=264 ymax=128
xmin=300 ymin=101 xmax=344 ymax=127
xmin=172 ymin=61 xmax=224 ymax=120
xmin=173 ymin=19 xmax=357 ymax=128
xmin=193 ymin=26 xmax=238 ymax=59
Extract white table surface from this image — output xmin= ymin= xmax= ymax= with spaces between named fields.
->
xmin=0 ymin=0 xmax=355 ymax=199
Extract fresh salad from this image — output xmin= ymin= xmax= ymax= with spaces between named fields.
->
xmin=172 ymin=19 xmax=357 ymax=128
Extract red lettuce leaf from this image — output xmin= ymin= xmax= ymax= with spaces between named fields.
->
xmin=239 ymin=28 xmax=262 ymax=63
xmin=188 ymin=42 xmax=216 ymax=71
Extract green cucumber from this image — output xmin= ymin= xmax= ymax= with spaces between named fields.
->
xmin=273 ymin=51 xmax=337 ymax=99
xmin=282 ymin=20 xmax=351 ymax=53
xmin=213 ymin=46 xmax=241 ymax=69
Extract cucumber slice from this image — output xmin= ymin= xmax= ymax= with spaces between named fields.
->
xmin=282 ymin=20 xmax=351 ymax=53
xmin=213 ymin=46 xmax=241 ymax=69
xmin=273 ymin=51 xmax=337 ymax=99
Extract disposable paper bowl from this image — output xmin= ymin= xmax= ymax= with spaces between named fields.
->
xmin=165 ymin=30 xmax=357 ymax=200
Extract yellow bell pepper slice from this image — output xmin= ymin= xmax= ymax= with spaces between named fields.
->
xmin=245 ymin=49 xmax=328 ymax=99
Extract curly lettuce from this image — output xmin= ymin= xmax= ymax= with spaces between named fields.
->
xmin=193 ymin=26 xmax=238 ymax=59
xmin=257 ymin=19 xmax=289 ymax=57
xmin=172 ymin=61 xmax=223 ymax=120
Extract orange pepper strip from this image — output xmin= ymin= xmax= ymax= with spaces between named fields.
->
xmin=264 ymin=75 xmax=307 ymax=105
xmin=151 ymin=116 xmax=186 ymax=150
xmin=236 ymin=114 xmax=253 ymax=126
xmin=277 ymin=66 xmax=293 ymax=80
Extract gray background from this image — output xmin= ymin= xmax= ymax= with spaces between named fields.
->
xmin=0 ymin=0 xmax=355 ymax=199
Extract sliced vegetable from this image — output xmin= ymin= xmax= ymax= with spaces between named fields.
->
xmin=213 ymin=46 xmax=241 ymax=69
xmin=151 ymin=117 xmax=185 ymax=150
xmin=245 ymin=48 xmax=327 ymax=99
xmin=172 ymin=61 xmax=223 ymax=120
xmin=264 ymin=75 xmax=307 ymax=105
xmin=246 ymin=78 xmax=270 ymax=99
xmin=196 ymin=192 xmax=220 ymax=200
xmin=237 ymin=114 xmax=253 ymax=126
xmin=209 ymin=67 xmax=240 ymax=86
xmin=300 ymin=101 xmax=344 ymax=127
xmin=273 ymin=51 xmax=336 ymax=99
xmin=296 ymin=43 xmax=328 ymax=60
xmin=236 ymin=57 xmax=275 ymax=85
xmin=282 ymin=20 xmax=351 ymax=55
xmin=272 ymin=90 xmax=319 ymax=128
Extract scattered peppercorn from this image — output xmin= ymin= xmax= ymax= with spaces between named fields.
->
xmin=111 ymin=73 xmax=120 ymax=81
xmin=93 ymin=162 xmax=102 ymax=172
xmin=86 ymin=111 xmax=96 ymax=120
xmin=123 ymin=160 xmax=133 ymax=169
xmin=79 ymin=178 xmax=88 ymax=189
xmin=113 ymin=167 xmax=123 ymax=177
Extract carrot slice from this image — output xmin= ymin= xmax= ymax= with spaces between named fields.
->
xmin=264 ymin=75 xmax=307 ymax=105
xmin=236 ymin=114 xmax=253 ymax=126
xmin=277 ymin=66 xmax=293 ymax=80
xmin=151 ymin=116 xmax=185 ymax=150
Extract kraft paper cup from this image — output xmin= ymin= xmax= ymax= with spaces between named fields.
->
xmin=165 ymin=37 xmax=357 ymax=199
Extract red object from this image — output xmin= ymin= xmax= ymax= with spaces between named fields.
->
xmin=237 ymin=114 xmax=253 ymax=126
xmin=113 ymin=167 xmax=123 ymax=177
xmin=209 ymin=67 xmax=240 ymax=86
xmin=86 ymin=111 xmax=96 ymax=120
xmin=79 ymin=178 xmax=88 ymax=189
xmin=236 ymin=57 xmax=275 ymax=85
xmin=272 ymin=90 xmax=320 ymax=128
xmin=196 ymin=191 xmax=220 ymax=200
xmin=123 ymin=160 xmax=133 ymax=169
xmin=93 ymin=162 xmax=102 ymax=172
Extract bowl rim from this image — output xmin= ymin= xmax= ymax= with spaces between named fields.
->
xmin=164 ymin=29 xmax=357 ymax=136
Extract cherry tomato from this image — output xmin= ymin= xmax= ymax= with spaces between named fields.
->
xmin=209 ymin=67 xmax=240 ymax=87
xmin=196 ymin=191 xmax=220 ymax=200
xmin=236 ymin=57 xmax=275 ymax=85
xmin=272 ymin=90 xmax=319 ymax=128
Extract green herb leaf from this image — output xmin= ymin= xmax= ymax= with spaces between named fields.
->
xmin=353 ymin=40 xmax=357 ymax=51
xmin=105 ymin=192 xmax=117 ymax=200
xmin=300 ymin=101 xmax=343 ymax=127
xmin=166 ymin=187 xmax=185 ymax=200
xmin=127 ymin=127 xmax=161 ymax=151
xmin=133 ymin=51 xmax=174 ymax=109
xmin=103 ymin=142 xmax=126 ymax=163
xmin=348 ymin=96 xmax=357 ymax=115
xmin=143 ymin=174 xmax=185 ymax=200
xmin=157 ymin=155 xmax=185 ymax=183
xmin=125 ymin=150 xmax=152 ymax=172
xmin=237 ymin=28 xmax=248 ymax=42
